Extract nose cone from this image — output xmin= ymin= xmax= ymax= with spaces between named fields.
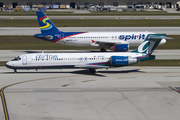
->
xmin=159 ymin=39 xmax=166 ymax=45
xmin=5 ymin=61 xmax=13 ymax=69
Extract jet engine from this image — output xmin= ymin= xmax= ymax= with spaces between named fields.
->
xmin=110 ymin=56 xmax=137 ymax=66
xmin=110 ymin=44 xmax=129 ymax=52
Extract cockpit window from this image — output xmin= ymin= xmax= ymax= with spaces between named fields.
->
xmin=11 ymin=56 xmax=21 ymax=61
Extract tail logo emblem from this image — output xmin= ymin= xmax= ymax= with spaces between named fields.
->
xmin=137 ymin=41 xmax=150 ymax=53
xmin=40 ymin=16 xmax=52 ymax=30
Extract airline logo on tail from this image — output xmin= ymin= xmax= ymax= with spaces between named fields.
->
xmin=39 ymin=16 xmax=52 ymax=30
xmin=131 ymin=34 xmax=170 ymax=55
xmin=137 ymin=41 xmax=150 ymax=53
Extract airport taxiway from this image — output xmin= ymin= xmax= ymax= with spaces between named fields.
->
xmin=0 ymin=27 xmax=180 ymax=35
xmin=0 ymin=15 xmax=180 ymax=20
xmin=0 ymin=66 xmax=180 ymax=120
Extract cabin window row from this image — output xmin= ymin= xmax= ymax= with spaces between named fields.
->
xmin=68 ymin=37 xmax=108 ymax=39
xmin=32 ymin=57 xmax=110 ymax=61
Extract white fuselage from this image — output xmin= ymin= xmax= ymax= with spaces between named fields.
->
xmin=6 ymin=52 xmax=144 ymax=70
xmin=54 ymin=31 xmax=166 ymax=47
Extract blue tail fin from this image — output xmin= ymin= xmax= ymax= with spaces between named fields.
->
xmin=36 ymin=11 xmax=60 ymax=34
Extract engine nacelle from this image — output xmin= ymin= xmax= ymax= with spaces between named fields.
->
xmin=110 ymin=56 xmax=137 ymax=65
xmin=110 ymin=44 xmax=129 ymax=52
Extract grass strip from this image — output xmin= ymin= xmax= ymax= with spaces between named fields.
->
xmin=0 ymin=36 xmax=96 ymax=50
xmin=1 ymin=60 xmax=180 ymax=67
xmin=0 ymin=61 xmax=6 ymax=66
xmin=132 ymin=60 xmax=180 ymax=66
xmin=0 ymin=35 xmax=179 ymax=50
xmin=1 ymin=20 xmax=180 ymax=27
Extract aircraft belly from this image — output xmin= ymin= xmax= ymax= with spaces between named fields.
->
xmin=16 ymin=62 xmax=75 ymax=69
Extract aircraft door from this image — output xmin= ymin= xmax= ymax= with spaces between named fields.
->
xmin=79 ymin=57 xmax=88 ymax=63
xmin=22 ymin=56 xmax=27 ymax=65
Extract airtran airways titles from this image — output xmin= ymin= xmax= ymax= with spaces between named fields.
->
xmin=36 ymin=54 xmax=58 ymax=59
xmin=119 ymin=34 xmax=146 ymax=41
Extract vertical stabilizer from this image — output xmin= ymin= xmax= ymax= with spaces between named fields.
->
xmin=36 ymin=11 xmax=60 ymax=34
xmin=131 ymin=34 xmax=171 ymax=55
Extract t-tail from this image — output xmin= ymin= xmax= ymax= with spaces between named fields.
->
xmin=131 ymin=34 xmax=172 ymax=62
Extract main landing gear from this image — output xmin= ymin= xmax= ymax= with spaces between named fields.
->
xmin=100 ymin=47 xmax=106 ymax=52
xmin=89 ymin=68 xmax=96 ymax=74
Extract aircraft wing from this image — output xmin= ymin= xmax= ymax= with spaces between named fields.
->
xmin=91 ymin=40 xmax=129 ymax=47
xmin=75 ymin=64 xmax=110 ymax=69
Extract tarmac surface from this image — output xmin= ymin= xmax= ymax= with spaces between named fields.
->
xmin=0 ymin=50 xmax=180 ymax=61
xmin=1 ymin=9 xmax=180 ymax=120
xmin=1 ymin=66 xmax=180 ymax=120
xmin=0 ymin=27 xmax=180 ymax=35
xmin=0 ymin=15 xmax=180 ymax=20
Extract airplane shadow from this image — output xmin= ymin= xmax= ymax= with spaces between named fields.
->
xmin=3 ymin=69 xmax=144 ymax=77
xmin=3 ymin=69 xmax=105 ymax=77
xmin=98 ymin=69 xmax=145 ymax=74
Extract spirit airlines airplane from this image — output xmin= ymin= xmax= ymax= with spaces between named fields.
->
xmin=6 ymin=34 xmax=171 ymax=74
xmin=34 ymin=11 xmax=166 ymax=52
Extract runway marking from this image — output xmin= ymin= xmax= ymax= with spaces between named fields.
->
xmin=0 ymin=88 xmax=9 ymax=120
xmin=0 ymin=75 xmax=78 ymax=120
xmin=140 ymin=66 xmax=145 ymax=69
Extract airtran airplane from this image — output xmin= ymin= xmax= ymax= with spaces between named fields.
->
xmin=34 ymin=11 xmax=166 ymax=52
xmin=6 ymin=34 xmax=171 ymax=74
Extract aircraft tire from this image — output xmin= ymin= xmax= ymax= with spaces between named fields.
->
xmin=100 ymin=48 xmax=106 ymax=52
xmin=89 ymin=68 xmax=96 ymax=74
xmin=14 ymin=69 xmax=17 ymax=73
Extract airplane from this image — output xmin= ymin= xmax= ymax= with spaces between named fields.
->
xmin=6 ymin=34 xmax=171 ymax=74
xmin=34 ymin=11 xmax=166 ymax=52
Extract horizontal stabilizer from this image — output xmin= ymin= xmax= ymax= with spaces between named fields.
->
xmin=148 ymin=36 xmax=172 ymax=40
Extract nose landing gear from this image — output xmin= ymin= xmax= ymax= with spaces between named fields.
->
xmin=14 ymin=69 xmax=17 ymax=73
